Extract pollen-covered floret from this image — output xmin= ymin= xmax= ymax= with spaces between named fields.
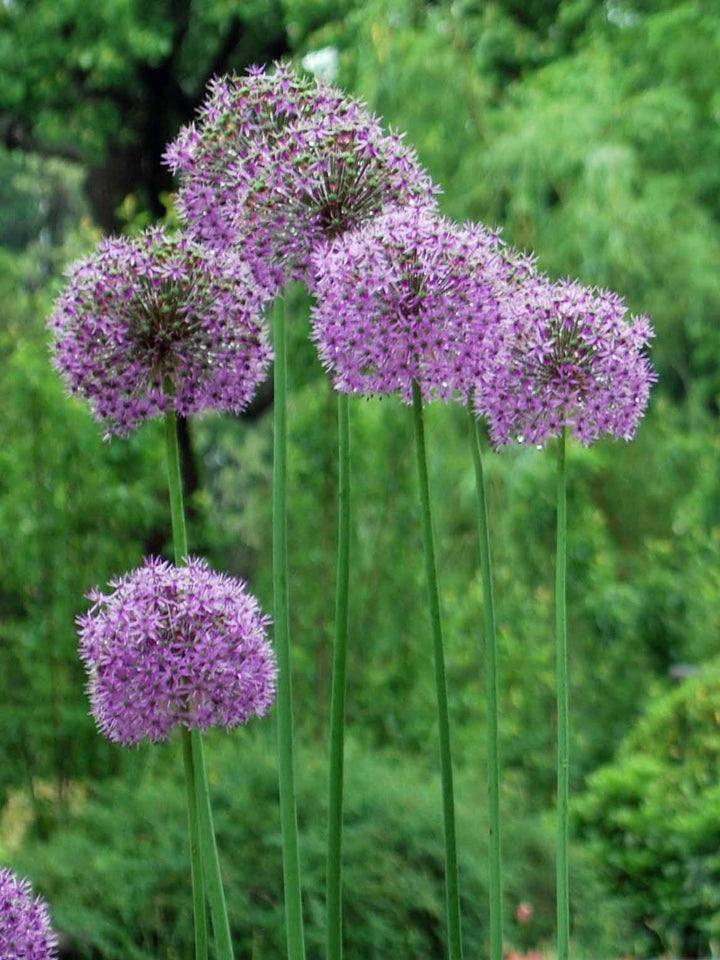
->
xmin=48 ymin=227 xmax=273 ymax=437
xmin=311 ymin=204 xmax=533 ymax=402
xmin=78 ymin=557 xmax=277 ymax=746
xmin=0 ymin=868 xmax=57 ymax=960
xmin=474 ymin=276 xmax=656 ymax=447
xmin=166 ymin=63 xmax=439 ymax=290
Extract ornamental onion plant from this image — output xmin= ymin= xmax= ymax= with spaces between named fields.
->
xmin=474 ymin=276 xmax=656 ymax=958
xmin=312 ymin=203 xmax=529 ymax=960
xmin=167 ymin=62 xmax=438 ymax=960
xmin=0 ymin=868 xmax=57 ymax=960
xmin=48 ymin=226 xmax=276 ymax=960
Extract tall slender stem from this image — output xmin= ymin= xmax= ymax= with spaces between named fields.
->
xmin=556 ymin=427 xmax=570 ymax=960
xmin=165 ymin=409 xmax=234 ymax=960
xmin=165 ymin=409 xmax=189 ymax=566
xmin=192 ymin=728 xmax=234 ymax=960
xmin=326 ymin=392 xmax=351 ymax=960
xmin=411 ymin=380 xmax=464 ymax=960
xmin=467 ymin=404 xmax=503 ymax=960
xmin=272 ymin=297 xmax=307 ymax=960
xmin=180 ymin=729 xmax=208 ymax=960
xmin=165 ymin=410 xmax=207 ymax=960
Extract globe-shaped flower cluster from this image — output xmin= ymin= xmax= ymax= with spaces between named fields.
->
xmin=166 ymin=63 xmax=439 ymax=290
xmin=78 ymin=557 xmax=277 ymax=746
xmin=48 ymin=227 xmax=273 ymax=437
xmin=311 ymin=204 xmax=534 ymax=403
xmin=474 ymin=277 xmax=656 ymax=447
xmin=0 ymin=869 xmax=57 ymax=960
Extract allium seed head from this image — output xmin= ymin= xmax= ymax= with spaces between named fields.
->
xmin=474 ymin=276 xmax=656 ymax=447
xmin=166 ymin=63 xmax=439 ymax=289
xmin=78 ymin=557 xmax=277 ymax=746
xmin=0 ymin=869 xmax=57 ymax=960
xmin=311 ymin=204 xmax=531 ymax=402
xmin=48 ymin=227 xmax=273 ymax=438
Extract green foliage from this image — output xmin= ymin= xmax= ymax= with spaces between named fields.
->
xmin=2 ymin=0 xmax=720 ymax=952
xmin=12 ymin=732 xmax=626 ymax=959
xmin=577 ymin=658 xmax=720 ymax=957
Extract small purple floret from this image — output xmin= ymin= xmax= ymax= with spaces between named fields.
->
xmin=311 ymin=204 xmax=532 ymax=402
xmin=48 ymin=227 xmax=273 ymax=438
xmin=0 ymin=868 xmax=57 ymax=960
xmin=166 ymin=63 xmax=439 ymax=289
xmin=475 ymin=277 xmax=656 ymax=447
xmin=78 ymin=557 xmax=277 ymax=746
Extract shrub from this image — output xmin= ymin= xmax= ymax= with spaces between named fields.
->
xmin=12 ymin=732 xmax=623 ymax=959
xmin=577 ymin=656 xmax=720 ymax=957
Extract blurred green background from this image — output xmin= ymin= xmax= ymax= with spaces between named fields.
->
xmin=1 ymin=0 xmax=719 ymax=956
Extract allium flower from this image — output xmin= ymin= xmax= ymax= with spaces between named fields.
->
xmin=0 ymin=868 xmax=57 ymax=960
xmin=165 ymin=63 xmax=439 ymax=289
xmin=48 ymin=227 xmax=273 ymax=437
xmin=475 ymin=277 xmax=656 ymax=447
xmin=311 ymin=204 xmax=533 ymax=402
xmin=78 ymin=557 xmax=276 ymax=746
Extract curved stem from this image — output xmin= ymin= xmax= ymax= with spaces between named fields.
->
xmin=272 ymin=297 xmax=307 ymax=960
xmin=180 ymin=729 xmax=208 ymax=960
xmin=192 ymin=728 xmax=234 ymax=960
xmin=556 ymin=428 xmax=570 ymax=960
xmin=326 ymin=392 xmax=351 ymax=960
xmin=467 ymin=405 xmax=503 ymax=960
xmin=165 ymin=410 xmax=234 ymax=960
xmin=411 ymin=380 xmax=464 ymax=960
xmin=166 ymin=410 xmax=207 ymax=960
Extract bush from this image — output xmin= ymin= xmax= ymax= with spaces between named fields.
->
xmin=11 ymin=731 xmax=624 ymax=959
xmin=577 ymin=656 xmax=720 ymax=957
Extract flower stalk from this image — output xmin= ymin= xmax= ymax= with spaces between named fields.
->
xmin=467 ymin=403 xmax=503 ymax=960
xmin=272 ymin=296 xmax=307 ymax=960
xmin=165 ymin=409 xmax=233 ymax=960
xmin=326 ymin=391 xmax=351 ymax=960
xmin=411 ymin=380 xmax=463 ymax=960
xmin=556 ymin=427 xmax=569 ymax=960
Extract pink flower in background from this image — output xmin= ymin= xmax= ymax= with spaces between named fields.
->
xmin=515 ymin=901 xmax=534 ymax=924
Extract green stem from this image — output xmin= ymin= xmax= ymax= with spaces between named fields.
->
xmin=326 ymin=392 xmax=351 ymax=960
xmin=166 ymin=410 xmax=207 ymax=960
xmin=180 ymin=729 xmax=208 ymax=960
xmin=556 ymin=427 xmax=569 ymax=960
xmin=165 ymin=409 xmax=189 ymax=566
xmin=411 ymin=380 xmax=464 ymax=960
xmin=165 ymin=410 xmax=234 ymax=960
xmin=272 ymin=297 xmax=307 ymax=960
xmin=467 ymin=405 xmax=503 ymax=960
xmin=192 ymin=728 xmax=234 ymax=960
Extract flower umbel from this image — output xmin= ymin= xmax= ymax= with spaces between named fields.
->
xmin=0 ymin=868 xmax=57 ymax=960
xmin=79 ymin=557 xmax=277 ymax=746
xmin=166 ymin=63 xmax=439 ymax=289
xmin=311 ymin=205 xmax=530 ymax=402
xmin=475 ymin=277 xmax=656 ymax=447
xmin=48 ymin=227 xmax=273 ymax=437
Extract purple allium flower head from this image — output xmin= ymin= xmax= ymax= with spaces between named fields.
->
xmin=165 ymin=63 xmax=439 ymax=290
xmin=310 ymin=204 xmax=532 ymax=402
xmin=78 ymin=557 xmax=277 ymax=746
xmin=0 ymin=868 xmax=57 ymax=960
xmin=48 ymin=227 xmax=273 ymax=438
xmin=475 ymin=277 xmax=656 ymax=447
